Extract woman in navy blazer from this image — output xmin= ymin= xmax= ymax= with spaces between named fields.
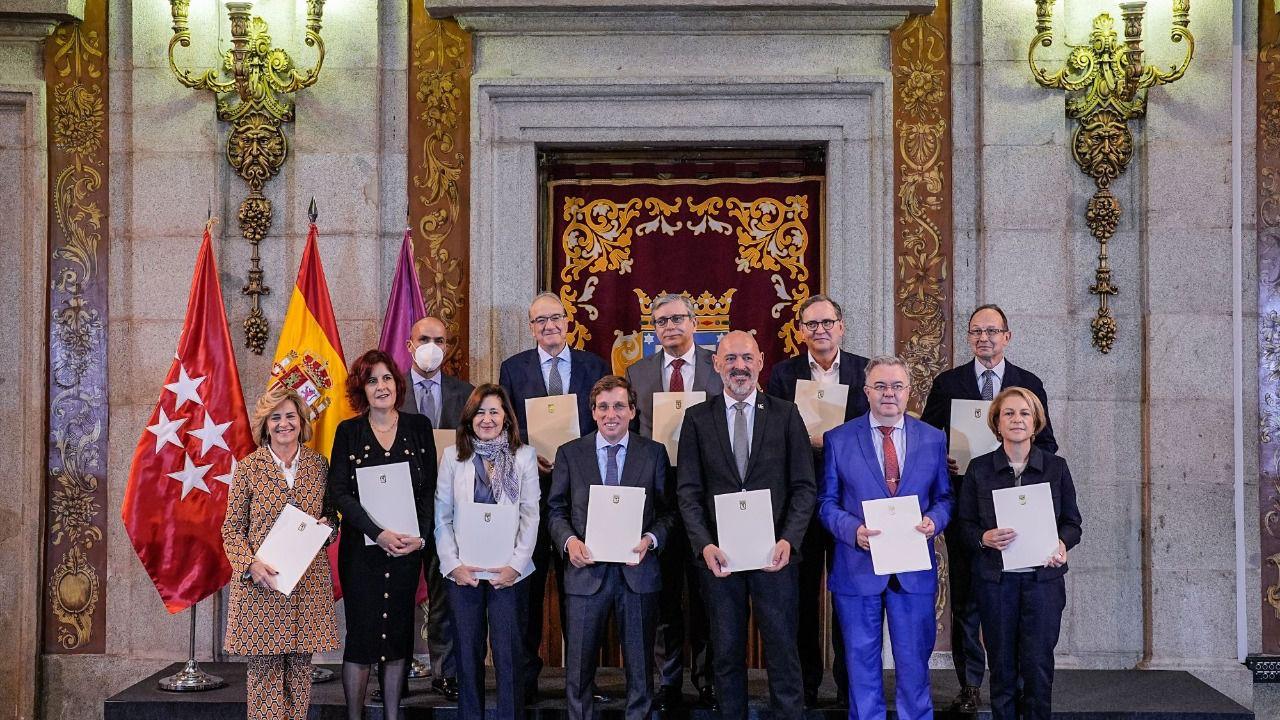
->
xmin=957 ymin=387 xmax=1082 ymax=720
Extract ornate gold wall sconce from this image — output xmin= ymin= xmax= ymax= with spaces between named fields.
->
xmin=1029 ymin=0 xmax=1193 ymax=353
xmin=168 ymin=0 xmax=326 ymax=353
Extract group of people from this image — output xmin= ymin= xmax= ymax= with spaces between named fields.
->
xmin=219 ymin=291 xmax=1082 ymax=720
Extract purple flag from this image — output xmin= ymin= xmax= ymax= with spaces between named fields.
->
xmin=377 ymin=228 xmax=427 ymax=375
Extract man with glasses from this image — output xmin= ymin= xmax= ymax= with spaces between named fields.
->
xmin=819 ymin=355 xmax=951 ymax=720
xmin=921 ymin=303 xmax=1057 ymax=713
xmin=547 ymin=375 xmax=676 ymax=720
xmin=765 ymin=294 xmax=868 ymax=707
xmin=624 ymin=293 xmax=722 ymax=710
xmin=400 ymin=315 xmax=474 ymax=701
xmin=499 ymin=291 xmax=610 ymax=704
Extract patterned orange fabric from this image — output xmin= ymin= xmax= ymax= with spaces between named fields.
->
xmin=246 ymin=652 xmax=313 ymax=720
xmin=222 ymin=445 xmax=340 ymax=655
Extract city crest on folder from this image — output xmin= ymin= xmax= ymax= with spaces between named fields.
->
xmin=739 ymin=499 xmax=748 ymax=511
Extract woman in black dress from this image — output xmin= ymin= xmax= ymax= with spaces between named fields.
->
xmin=327 ymin=349 xmax=436 ymax=720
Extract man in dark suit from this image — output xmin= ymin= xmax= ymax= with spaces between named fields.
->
xmin=920 ymin=303 xmax=1056 ymax=712
xmin=819 ymin=355 xmax=952 ymax=720
xmin=624 ymin=293 xmax=721 ymax=709
xmin=765 ymin=294 xmax=868 ymax=707
xmin=498 ymin=291 xmax=609 ymax=702
xmin=548 ymin=375 xmax=676 ymax=720
xmin=676 ymin=330 xmax=815 ymax=720
xmin=402 ymin=315 xmax=474 ymax=701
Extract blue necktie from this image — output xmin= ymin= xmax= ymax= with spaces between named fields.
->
xmin=604 ymin=444 xmax=620 ymax=486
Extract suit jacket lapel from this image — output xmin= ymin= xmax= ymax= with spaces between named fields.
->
xmin=965 ymin=359 xmax=983 ymax=399
xmin=692 ymin=347 xmax=713 ymax=392
xmin=528 ymin=350 xmax=549 ymax=396
xmin=856 ymin=416 xmax=889 ymax=494
xmin=899 ymin=418 xmax=919 ymax=490
xmin=583 ymin=433 xmax=605 ymax=487
xmin=567 ymin=350 xmax=586 ymax=396
xmin=708 ymin=396 xmax=742 ymax=486
xmin=744 ymin=395 xmax=769 ymax=481
xmin=619 ymin=435 xmax=645 ymax=487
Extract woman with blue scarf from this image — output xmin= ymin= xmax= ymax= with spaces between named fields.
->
xmin=434 ymin=383 xmax=541 ymax=719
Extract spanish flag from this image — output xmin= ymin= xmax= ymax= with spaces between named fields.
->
xmin=268 ymin=221 xmax=353 ymax=456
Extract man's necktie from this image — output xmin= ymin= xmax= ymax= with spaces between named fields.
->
xmin=547 ymin=355 xmax=564 ymax=395
xmin=980 ymin=369 xmax=994 ymax=401
xmin=420 ymin=380 xmax=440 ymax=427
xmin=605 ymin=444 xmax=620 ymax=486
xmin=668 ymin=357 xmax=686 ymax=393
xmin=733 ymin=401 xmax=750 ymax=481
xmin=878 ymin=425 xmax=900 ymax=495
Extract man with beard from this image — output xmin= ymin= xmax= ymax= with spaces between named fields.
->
xmin=676 ymin=331 xmax=814 ymax=720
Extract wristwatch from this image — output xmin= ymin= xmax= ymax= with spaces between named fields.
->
xmin=241 ymin=568 xmax=253 ymax=582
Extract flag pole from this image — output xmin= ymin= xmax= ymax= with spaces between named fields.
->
xmin=158 ymin=601 xmax=226 ymax=692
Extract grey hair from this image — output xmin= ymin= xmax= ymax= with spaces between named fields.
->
xmin=864 ymin=354 xmax=910 ymax=377
xmin=528 ymin=291 xmax=565 ymax=316
xmin=652 ymin=292 xmax=696 ymax=318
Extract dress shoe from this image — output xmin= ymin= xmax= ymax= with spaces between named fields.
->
xmin=951 ymin=685 xmax=981 ymax=713
xmin=654 ymin=685 xmax=683 ymax=711
xmin=697 ymin=685 xmax=719 ymax=711
xmin=592 ymin=689 xmax=615 ymax=704
xmin=431 ymin=676 xmax=459 ymax=701
xmin=524 ymin=687 xmax=539 ymax=706
xmin=804 ymin=690 xmax=820 ymax=708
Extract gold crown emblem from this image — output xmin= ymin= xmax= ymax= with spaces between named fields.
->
xmin=634 ymin=289 xmax=735 ymax=332
xmin=269 ymin=349 xmax=334 ymax=419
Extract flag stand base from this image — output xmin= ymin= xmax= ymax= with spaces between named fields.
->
xmin=409 ymin=658 xmax=430 ymax=679
xmin=158 ymin=603 xmax=226 ymax=692
xmin=311 ymin=667 xmax=336 ymax=683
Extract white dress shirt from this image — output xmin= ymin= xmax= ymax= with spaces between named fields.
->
xmin=807 ymin=350 xmax=841 ymax=384
xmin=663 ymin=346 xmax=697 ymax=391
xmin=974 ymin=358 xmax=1006 ymax=397
xmin=268 ymin=445 xmax=300 ymax=489
xmin=538 ymin=345 xmax=573 ymax=393
xmin=869 ymin=415 xmax=906 ymax=478
xmin=723 ymin=389 xmax=759 ymax=459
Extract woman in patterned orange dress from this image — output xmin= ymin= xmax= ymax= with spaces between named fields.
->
xmin=222 ymin=386 xmax=340 ymax=720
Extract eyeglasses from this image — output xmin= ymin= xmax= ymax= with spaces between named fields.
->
xmin=966 ymin=327 xmax=1007 ymax=338
xmin=654 ymin=313 xmax=692 ymax=328
xmin=593 ymin=402 xmax=630 ymax=413
xmin=866 ymin=382 xmax=908 ymax=394
xmin=801 ymin=318 xmax=839 ymax=331
xmin=530 ymin=313 xmax=566 ymax=327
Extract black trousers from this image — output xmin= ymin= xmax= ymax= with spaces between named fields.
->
xmin=654 ymin=530 xmax=714 ymax=692
xmin=699 ymin=563 xmax=803 ymax=720
xmin=975 ymin=573 xmax=1066 ymax=720
xmin=797 ymin=512 xmax=847 ymax=699
xmin=450 ymin=579 xmax=528 ymax=720
xmin=423 ymin=546 xmax=456 ymax=678
xmin=565 ymin=566 xmax=658 ymax=720
xmin=946 ymin=525 xmax=986 ymax=688
xmin=522 ymin=524 xmax=568 ymax=693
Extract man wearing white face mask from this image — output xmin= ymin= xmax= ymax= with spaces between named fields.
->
xmin=403 ymin=315 xmax=474 ymax=701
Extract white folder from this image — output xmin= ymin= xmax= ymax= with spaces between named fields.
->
xmin=713 ymin=489 xmax=776 ymax=572
xmin=950 ymin=399 xmax=999 ymax=475
xmin=356 ymin=462 xmax=420 ymax=546
xmin=652 ymin=391 xmax=706 ymax=464
xmin=861 ymin=495 xmax=932 ymax=575
xmin=993 ymin=482 xmax=1059 ymax=570
xmin=526 ymin=394 xmax=580 ymax=461
xmin=254 ymin=504 xmax=332 ymax=596
xmin=585 ymin=485 xmax=646 ymax=564
xmin=455 ymin=501 xmax=520 ymax=581
xmin=794 ymin=379 xmax=849 ymax=438
xmin=433 ymin=429 xmax=456 ymax=465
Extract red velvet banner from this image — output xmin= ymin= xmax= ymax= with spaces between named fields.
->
xmin=547 ymin=177 xmax=824 ymax=383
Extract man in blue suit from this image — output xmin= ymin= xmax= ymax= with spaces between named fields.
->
xmin=819 ymin=355 xmax=952 ymax=720
xmin=499 ymin=291 xmax=610 ymax=702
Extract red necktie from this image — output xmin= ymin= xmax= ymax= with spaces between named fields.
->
xmin=877 ymin=425 xmax=899 ymax=495
xmin=668 ymin=358 xmax=686 ymax=392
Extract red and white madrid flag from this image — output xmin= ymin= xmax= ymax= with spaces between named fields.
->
xmin=121 ymin=222 xmax=255 ymax=613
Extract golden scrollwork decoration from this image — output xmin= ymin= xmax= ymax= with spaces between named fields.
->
xmin=561 ymin=197 xmax=642 ymax=282
xmin=1258 ymin=0 xmax=1280 ymax=654
xmin=44 ymin=0 xmax=110 ymax=653
xmin=411 ymin=14 xmax=471 ymax=377
xmin=168 ymin=1 xmax=326 ymax=353
xmin=1030 ymin=1 xmax=1193 ymax=352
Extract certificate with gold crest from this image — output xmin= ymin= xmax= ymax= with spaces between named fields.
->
xmin=992 ymin=482 xmax=1058 ymax=570
xmin=713 ymin=489 xmax=776 ymax=572
xmin=585 ymin=485 xmax=647 ymax=564
xmin=456 ymin=502 xmax=520 ymax=581
xmin=254 ymin=504 xmax=332 ymax=596
xmin=794 ymin=379 xmax=849 ymax=438
xmin=861 ymin=495 xmax=932 ymax=575
xmin=356 ymin=462 xmax=420 ymax=546
xmin=526 ymin=394 xmax=580 ymax=461
xmin=949 ymin=399 xmax=999 ymax=475
xmin=652 ymin=391 xmax=706 ymax=464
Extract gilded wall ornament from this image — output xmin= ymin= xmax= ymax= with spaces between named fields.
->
xmin=410 ymin=14 xmax=472 ymax=378
xmin=167 ymin=1 xmax=326 ymax=353
xmin=1030 ymin=1 xmax=1194 ymax=352
xmin=43 ymin=0 xmax=110 ymax=654
xmin=1259 ymin=1 xmax=1280 ymax=652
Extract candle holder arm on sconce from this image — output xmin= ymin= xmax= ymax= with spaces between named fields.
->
xmin=166 ymin=1 xmax=326 ymax=354
xmin=1027 ymin=0 xmax=1193 ymax=354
